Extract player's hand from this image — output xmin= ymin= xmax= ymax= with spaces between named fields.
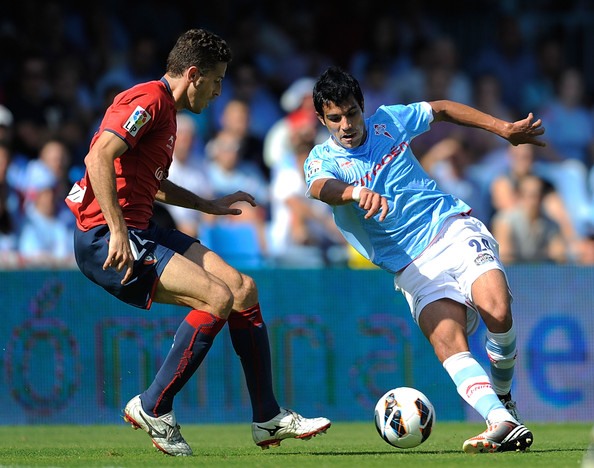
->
xmin=103 ymin=230 xmax=135 ymax=285
xmin=357 ymin=188 xmax=389 ymax=221
xmin=506 ymin=113 xmax=546 ymax=147
xmin=205 ymin=191 xmax=258 ymax=216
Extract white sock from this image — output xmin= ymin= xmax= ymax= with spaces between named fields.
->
xmin=443 ymin=351 xmax=515 ymax=424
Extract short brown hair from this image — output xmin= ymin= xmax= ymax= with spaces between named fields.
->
xmin=166 ymin=29 xmax=232 ymax=76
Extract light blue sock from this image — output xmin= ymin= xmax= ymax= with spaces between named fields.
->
xmin=443 ymin=351 xmax=506 ymax=422
xmin=485 ymin=323 xmax=517 ymax=396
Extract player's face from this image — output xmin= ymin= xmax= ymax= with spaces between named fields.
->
xmin=317 ymin=95 xmax=366 ymax=149
xmin=189 ymin=62 xmax=227 ymax=113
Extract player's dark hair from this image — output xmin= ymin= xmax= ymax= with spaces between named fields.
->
xmin=313 ymin=66 xmax=364 ymax=115
xmin=166 ymin=28 xmax=232 ymax=76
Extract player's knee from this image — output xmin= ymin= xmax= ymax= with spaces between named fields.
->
xmin=209 ymin=282 xmax=234 ymax=319
xmin=484 ymin=309 xmax=512 ymax=333
xmin=477 ymin=298 xmax=512 ymax=331
xmin=228 ymin=272 xmax=258 ymax=306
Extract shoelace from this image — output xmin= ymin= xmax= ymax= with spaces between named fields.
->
xmin=284 ymin=410 xmax=301 ymax=431
xmin=165 ymin=423 xmax=185 ymax=443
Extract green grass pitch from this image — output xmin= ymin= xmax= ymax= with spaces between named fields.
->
xmin=0 ymin=422 xmax=591 ymax=467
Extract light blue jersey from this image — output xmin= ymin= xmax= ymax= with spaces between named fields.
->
xmin=304 ymin=102 xmax=471 ymax=273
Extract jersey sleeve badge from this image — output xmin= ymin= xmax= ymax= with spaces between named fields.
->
xmin=305 ymin=158 xmax=323 ymax=180
xmin=123 ymin=106 xmax=151 ymax=137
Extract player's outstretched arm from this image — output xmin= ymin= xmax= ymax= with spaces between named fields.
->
xmin=157 ymin=180 xmax=257 ymax=216
xmin=429 ymin=100 xmax=546 ymax=147
xmin=310 ymin=178 xmax=389 ymax=221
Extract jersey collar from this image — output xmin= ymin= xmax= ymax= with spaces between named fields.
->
xmin=160 ymin=76 xmax=173 ymax=97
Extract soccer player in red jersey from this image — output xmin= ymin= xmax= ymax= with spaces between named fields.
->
xmin=66 ymin=28 xmax=330 ymax=456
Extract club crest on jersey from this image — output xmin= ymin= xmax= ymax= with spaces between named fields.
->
xmin=123 ymin=106 xmax=151 ymax=137
xmin=143 ymin=253 xmax=157 ymax=266
xmin=374 ymin=123 xmax=393 ymax=139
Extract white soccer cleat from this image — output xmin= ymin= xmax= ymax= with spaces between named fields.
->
xmin=123 ymin=395 xmax=192 ymax=456
xmin=252 ymin=407 xmax=331 ymax=449
xmin=462 ymin=420 xmax=533 ymax=454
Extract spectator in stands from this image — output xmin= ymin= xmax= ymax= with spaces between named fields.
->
xmin=94 ymin=34 xmax=162 ymax=111
xmin=358 ymin=59 xmax=401 ymax=119
xmin=470 ymin=14 xmax=536 ymax=113
xmin=533 ymin=67 xmax=594 ymax=238
xmin=491 ymin=174 xmax=566 ymax=264
xmin=539 ymin=67 xmax=594 ymax=167
xmin=490 ymin=143 xmax=583 ymax=262
xmin=218 ymin=98 xmax=267 ymax=179
xmin=268 ymin=109 xmax=346 ymax=267
xmin=0 ymin=141 xmax=21 ymax=267
xmin=393 ymin=36 xmax=472 ymax=106
xmin=22 ymin=138 xmax=73 ymax=228
xmin=0 ymin=105 xmax=15 ymax=145
xmin=161 ymin=113 xmax=211 ymax=238
xmin=263 ymin=77 xmax=327 ymax=178
xmin=49 ymin=55 xmax=96 ymax=166
xmin=521 ymin=36 xmax=565 ymax=116
xmin=420 ymin=136 xmax=492 ymax=225
xmin=18 ymin=162 xmax=74 ymax=267
xmin=272 ymin=9 xmax=333 ymax=89
xmin=210 ymin=60 xmax=283 ymax=142
xmin=470 ymin=74 xmax=515 ymax=158
xmin=204 ymin=129 xmax=269 ymax=254
xmin=349 ymin=15 xmax=411 ymax=82
xmin=5 ymin=55 xmax=55 ymax=159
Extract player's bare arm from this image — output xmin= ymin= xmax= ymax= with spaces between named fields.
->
xmin=157 ymin=179 xmax=257 ymax=216
xmin=84 ymin=131 xmax=134 ymax=284
xmin=428 ymin=100 xmax=546 ymax=147
xmin=310 ymin=177 xmax=389 ymax=221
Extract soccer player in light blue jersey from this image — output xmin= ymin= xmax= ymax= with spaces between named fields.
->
xmin=305 ymin=66 xmax=546 ymax=454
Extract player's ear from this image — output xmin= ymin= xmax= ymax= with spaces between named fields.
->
xmin=187 ymin=66 xmax=201 ymax=83
xmin=316 ymin=113 xmax=326 ymax=127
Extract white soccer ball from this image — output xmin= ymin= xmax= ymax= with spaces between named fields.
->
xmin=374 ymin=386 xmax=435 ymax=449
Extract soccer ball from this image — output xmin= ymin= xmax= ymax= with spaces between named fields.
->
xmin=374 ymin=386 xmax=435 ymax=449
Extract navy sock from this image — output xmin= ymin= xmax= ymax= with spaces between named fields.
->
xmin=228 ymin=304 xmax=280 ymax=422
xmin=141 ymin=310 xmax=226 ymax=416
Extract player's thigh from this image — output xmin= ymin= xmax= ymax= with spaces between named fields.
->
xmin=154 ymin=249 xmax=233 ymax=316
xmin=182 ymin=242 xmax=258 ymax=309
xmin=418 ymin=298 xmax=469 ymax=363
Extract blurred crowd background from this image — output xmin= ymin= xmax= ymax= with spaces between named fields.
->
xmin=2 ymin=0 xmax=594 ymax=269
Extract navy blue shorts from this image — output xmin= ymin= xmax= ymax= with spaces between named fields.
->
xmin=73 ymin=222 xmax=197 ymax=309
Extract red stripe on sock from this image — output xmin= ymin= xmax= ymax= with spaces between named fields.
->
xmin=185 ymin=309 xmax=226 ymax=336
xmin=228 ymin=303 xmax=264 ymax=329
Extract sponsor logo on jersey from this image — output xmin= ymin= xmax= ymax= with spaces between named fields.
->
xmin=475 ymin=252 xmax=495 ymax=266
xmin=123 ymin=106 xmax=151 ymax=137
xmin=155 ymin=166 xmax=167 ymax=180
xmin=356 ymin=141 xmax=409 ymax=187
